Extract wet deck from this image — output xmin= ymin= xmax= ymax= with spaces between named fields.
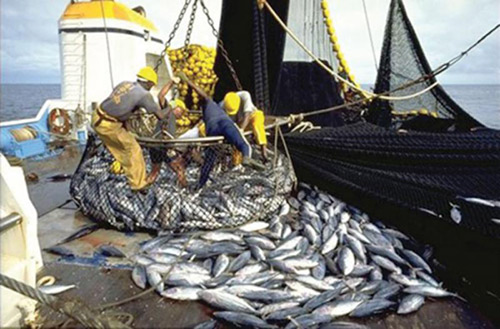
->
xmin=37 ymin=262 xmax=495 ymax=329
xmin=34 ymin=204 xmax=497 ymax=329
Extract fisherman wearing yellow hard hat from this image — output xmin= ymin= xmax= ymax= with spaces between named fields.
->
xmin=91 ymin=66 xmax=181 ymax=191
xmin=177 ymin=72 xmax=265 ymax=181
xmin=221 ymin=91 xmax=268 ymax=161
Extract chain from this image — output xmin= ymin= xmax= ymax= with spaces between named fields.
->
xmin=180 ymin=0 xmax=198 ymax=70
xmin=154 ymin=0 xmax=192 ymax=72
xmin=199 ymin=0 xmax=243 ymax=90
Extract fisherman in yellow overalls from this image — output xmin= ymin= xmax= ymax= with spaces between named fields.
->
xmin=220 ymin=91 xmax=268 ymax=162
xmin=91 ymin=67 xmax=180 ymax=191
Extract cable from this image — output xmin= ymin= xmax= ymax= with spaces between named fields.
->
xmin=99 ymin=0 xmax=114 ymax=89
xmin=361 ymin=0 xmax=378 ymax=71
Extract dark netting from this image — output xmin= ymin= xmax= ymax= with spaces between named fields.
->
xmin=70 ymin=134 xmax=295 ymax=232
xmin=213 ymin=0 xmax=289 ymax=106
xmin=368 ymin=0 xmax=482 ymax=130
xmin=270 ymin=0 xmax=345 ymax=126
xmin=285 ymin=122 xmax=500 ymax=240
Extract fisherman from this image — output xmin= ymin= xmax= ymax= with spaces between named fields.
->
xmin=177 ymin=73 xmax=265 ymax=188
xmin=221 ymin=91 xmax=268 ymax=161
xmin=177 ymin=73 xmax=264 ymax=169
xmin=150 ymin=91 xmax=193 ymax=186
xmin=91 ymin=66 xmax=180 ymax=191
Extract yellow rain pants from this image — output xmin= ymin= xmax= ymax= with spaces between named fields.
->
xmin=250 ymin=110 xmax=267 ymax=146
xmin=91 ymin=109 xmax=148 ymax=190
xmin=232 ymin=110 xmax=267 ymax=165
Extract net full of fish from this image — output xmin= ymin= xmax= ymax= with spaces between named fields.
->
xmin=70 ymin=144 xmax=295 ymax=232
xmin=130 ymin=183 xmax=460 ymax=328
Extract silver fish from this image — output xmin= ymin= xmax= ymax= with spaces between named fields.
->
xmin=198 ymin=290 xmax=258 ymax=314
xmin=347 ymin=228 xmax=371 ymax=244
xmin=284 ymin=313 xmax=331 ymax=329
xmin=235 ymin=263 xmax=267 ymax=277
xmin=164 ymin=272 xmax=210 ymax=287
xmin=160 ymin=287 xmax=202 ymax=301
xmin=259 ymin=302 xmax=300 ymax=317
xmin=319 ymin=321 xmax=370 ymax=329
xmin=403 ymin=285 xmax=457 ymax=298
xmin=228 ymin=251 xmax=251 ymax=272
xmin=321 ymin=232 xmax=339 ymax=255
xmin=214 ymin=311 xmax=276 ymax=328
xmin=400 ymin=249 xmax=432 ymax=273
xmin=337 ymin=247 xmax=355 ymax=276
xmin=365 ymin=245 xmax=407 ymax=265
xmin=245 ymin=236 xmax=276 ymax=250
xmin=304 ymin=283 xmax=345 ymax=311
xmin=312 ymin=256 xmax=327 ymax=280
xmin=397 ymin=294 xmax=425 ymax=314
xmin=349 ymin=298 xmax=395 ymax=317
xmin=250 ymin=245 xmax=267 ymax=262
xmin=371 ymin=255 xmax=401 ymax=274
xmin=416 ymin=270 xmax=440 ymax=287
xmin=389 ymin=273 xmax=422 ymax=287
xmin=201 ymin=231 xmax=243 ymax=244
xmin=265 ymin=306 xmax=307 ymax=321
xmin=344 ymin=235 xmax=366 ymax=263
xmin=131 ymin=265 xmax=147 ymax=289
xmin=313 ymin=299 xmax=364 ymax=318
xmin=450 ymin=203 xmax=462 ymax=224
xmin=146 ymin=268 xmax=164 ymax=292
xmin=38 ymin=284 xmax=76 ymax=295
xmin=239 ymin=221 xmax=269 ymax=232
xmin=279 ymin=202 xmax=291 ymax=217
xmin=373 ymin=283 xmax=401 ymax=300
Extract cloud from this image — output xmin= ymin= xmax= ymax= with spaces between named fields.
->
xmin=1 ymin=0 xmax=498 ymax=84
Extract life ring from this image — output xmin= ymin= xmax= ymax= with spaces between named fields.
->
xmin=48 ymin=108 xmax=72 ymax=135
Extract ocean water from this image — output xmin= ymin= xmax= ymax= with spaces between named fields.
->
xmin=0 ymin=84 xmax=498 ymax=128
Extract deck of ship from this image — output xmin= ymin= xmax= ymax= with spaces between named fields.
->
xmin=17 ymin=144 xmax=497 ymax=328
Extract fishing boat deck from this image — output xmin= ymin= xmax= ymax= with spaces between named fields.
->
xmin=20 ymin=145 xmax=496 ymax=328
xmin=35 ymin=204 xmax=496 ymax=328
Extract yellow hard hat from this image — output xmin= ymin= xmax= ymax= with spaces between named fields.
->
xmin=223 ymin=92 xmax=241 ymax=115
xmin=137 ymin=66 xmax=158 ymax=85
xmin=169 ymin=99 xmax=187 ymax=112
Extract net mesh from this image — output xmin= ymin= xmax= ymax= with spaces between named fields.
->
xmin=70 ymin=135 xmax=295 ymax=232
xmin=270 ymin=0 xmax=346 ymax=127
xmin=368 ymin=0 xmax=482 ymax=129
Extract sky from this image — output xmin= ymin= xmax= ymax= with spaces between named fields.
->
xmin=1 ymin=0 xmax=499 ymax=84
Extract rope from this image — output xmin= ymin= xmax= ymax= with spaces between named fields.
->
xmin=99 ymin=0 xmax=114 ymax=89
xmin=432 ymin=23 xmax=500 ymax=76
xmin=278 ymin=126 xmax=297 ymax=189
xmin=263 ymin=0 xmax=439 ymax=102
xmin=361 ymin=0 xmax=378 ymax=71
xmin=0 ymin=273 xmax=127 ymax=329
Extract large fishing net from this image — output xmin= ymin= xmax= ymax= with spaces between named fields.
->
xmin=70 ymin=134 xmax=296 ymax=232
xmin=367 ymin=0 xmax=482 ymax=130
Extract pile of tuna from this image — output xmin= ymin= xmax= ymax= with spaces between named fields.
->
xmin=130 ymin=183 xmax=458 ymax=328
xmin=70 ymin=145 xmax=294 ymax=232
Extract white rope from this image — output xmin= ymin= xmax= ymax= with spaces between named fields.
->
xmin=99 ymin=0 xmax=115 ymax=89
xmin=263 ymin=0 xmax=439 ymax=102
xmin=361 ymin=0 xmax=378 ymax=71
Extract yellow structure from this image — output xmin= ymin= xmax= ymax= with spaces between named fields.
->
xmin=61 ymin=0 xmax=158 ymax=32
